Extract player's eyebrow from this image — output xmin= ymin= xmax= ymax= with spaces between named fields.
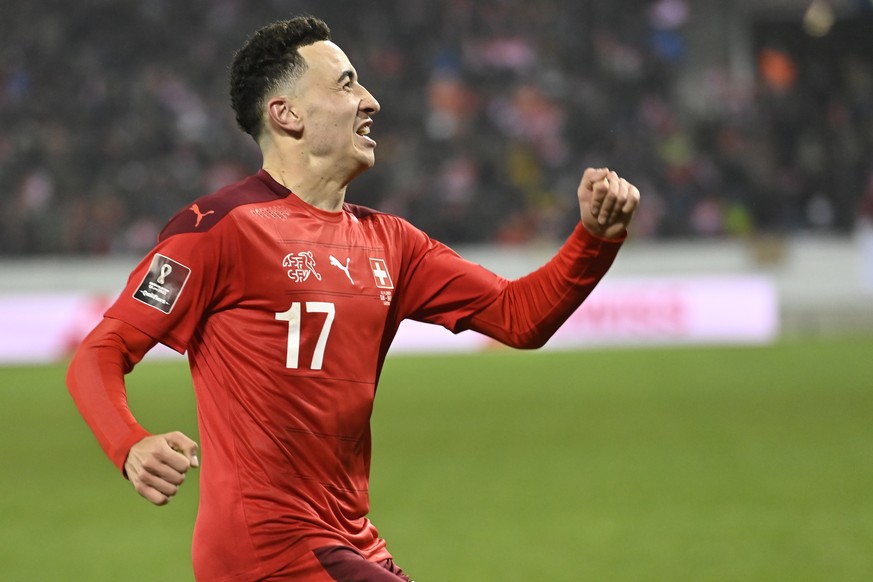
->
xmin=337 ymin=70 xmax=355 ymax=84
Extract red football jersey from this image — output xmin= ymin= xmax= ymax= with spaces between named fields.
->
xmin=97 ymin=170 xmax=623 ymax=580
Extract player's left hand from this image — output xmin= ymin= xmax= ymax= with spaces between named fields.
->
xmin=577 ymin=168 xmax=640 ymax=239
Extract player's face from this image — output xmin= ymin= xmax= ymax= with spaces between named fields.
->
xmin=295 ymin=41 xmax=381 ymax=176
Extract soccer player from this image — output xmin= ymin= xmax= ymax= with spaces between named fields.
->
xmin=66 ymin=15 xmax=640 ymax=582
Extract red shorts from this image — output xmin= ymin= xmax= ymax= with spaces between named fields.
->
xmin=263 ymin=546 xmax=413 ymax=581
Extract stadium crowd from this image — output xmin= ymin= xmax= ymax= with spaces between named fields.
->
xmin=2 ymin=0 xmax=872 ymax=255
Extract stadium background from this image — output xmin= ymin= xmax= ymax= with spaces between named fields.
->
xmin=1 ymin=0 xmax=872 ymax=580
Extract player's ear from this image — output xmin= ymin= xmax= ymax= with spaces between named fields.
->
xmin=266 ymin=96 xmax=303 ymax=134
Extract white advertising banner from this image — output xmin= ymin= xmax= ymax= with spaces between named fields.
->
xmin=391 ymin=276 xmax=779 ymax=353
xmin=0 ymin=276 xmax=778 ymax=365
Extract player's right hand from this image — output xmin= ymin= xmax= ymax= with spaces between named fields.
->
xmin=124 ymin=431 xmax=200 ymax=505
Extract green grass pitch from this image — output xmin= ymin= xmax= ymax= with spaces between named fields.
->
xmin=1 ymin=337 xmax=872 ymax=581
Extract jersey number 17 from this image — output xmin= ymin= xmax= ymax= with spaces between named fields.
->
xmin=275 ymin=302 xmax=335 ymax=370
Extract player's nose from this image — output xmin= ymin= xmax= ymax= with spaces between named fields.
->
xmin=359 ymin=83 xmax=380 ymax=115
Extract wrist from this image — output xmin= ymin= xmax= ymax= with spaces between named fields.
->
xmin=578 ymin=220 xmax=628 ymax=243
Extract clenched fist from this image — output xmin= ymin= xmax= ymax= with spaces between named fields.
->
xmin=124 ymin=431 xmax=199 ymax=505
xmin=578 ymin=167 xmax=640 ymax=240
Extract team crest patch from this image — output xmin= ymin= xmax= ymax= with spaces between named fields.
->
xmin=283 ymin=251 xmax=323 ymax=283
xmin=133 ymin=254 xmax=191 ymax=314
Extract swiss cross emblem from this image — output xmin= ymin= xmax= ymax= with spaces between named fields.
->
xmin=283 ymin=251 xmax=323 ymax=283
xmin=369 ymin=258 xmax=394 ymax=289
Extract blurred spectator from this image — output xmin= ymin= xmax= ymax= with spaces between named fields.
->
xmin=1 ymin=0 xmax=871 ymax=255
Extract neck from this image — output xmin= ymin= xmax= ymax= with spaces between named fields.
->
xmin=264 ymin=165 xmax=347 ymax=212
xmin=261 ymin=142 xmax=351 ymax=212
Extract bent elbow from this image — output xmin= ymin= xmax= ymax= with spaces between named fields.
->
xmin=501 ymin=330 xmax=550 ymax=350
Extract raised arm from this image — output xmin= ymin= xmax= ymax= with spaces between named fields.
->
xmin=463 ymin=168 xmax=640 ymax=348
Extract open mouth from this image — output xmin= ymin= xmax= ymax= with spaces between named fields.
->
xmin=355 ymin=120 xmax=375 ymax=145
xmin=356 ymin=125 xmax=371 ymax=137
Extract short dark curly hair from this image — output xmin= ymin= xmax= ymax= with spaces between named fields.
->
xmin=229 ymin=15 xmax=331 ymax=140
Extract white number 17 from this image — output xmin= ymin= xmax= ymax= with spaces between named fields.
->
xmin=275 ymin=301 xmax=335 ymax=370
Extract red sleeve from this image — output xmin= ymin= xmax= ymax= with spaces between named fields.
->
xmin=465 ymin=223 xmax=624 ymax=348
xmin=398 ymin=221 xmax=624 ymax=348
xmin=104 ymin=225 xmax=235 ymax=354
xmin=393 ymin=221 xmax=508 ymax=331
xmin=66 ymin=318 xmax=157 ymax=473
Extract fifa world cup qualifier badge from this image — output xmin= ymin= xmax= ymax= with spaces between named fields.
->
xmin=134 ymin=254 xmax=191 ymax=314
